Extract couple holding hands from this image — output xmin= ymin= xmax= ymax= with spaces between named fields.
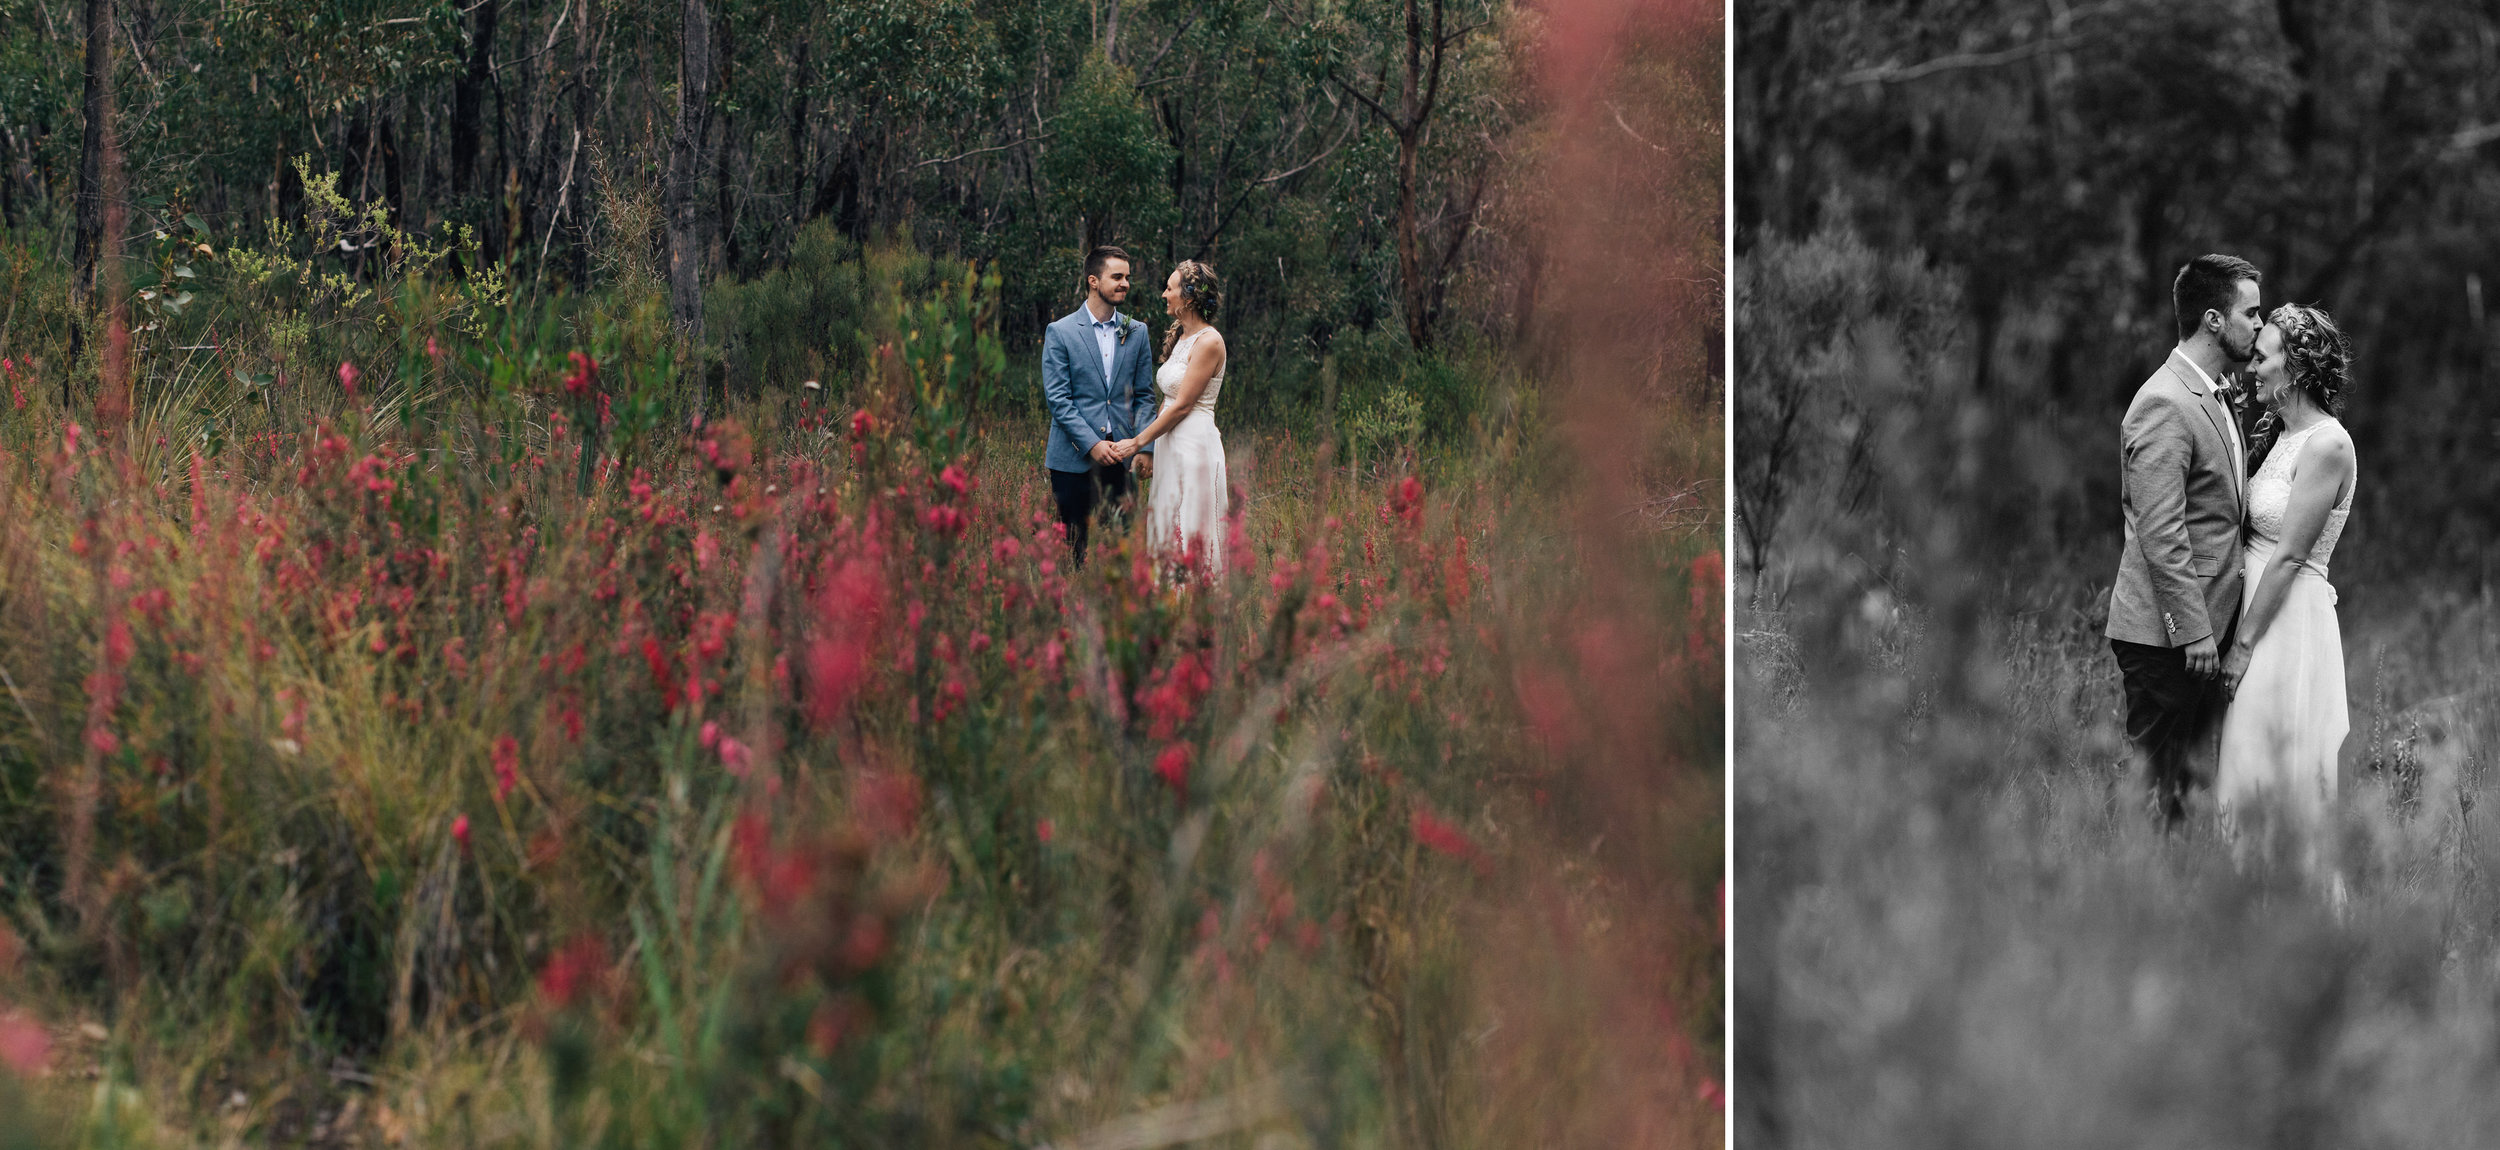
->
xmin=1039 ymin=245 xmax=1231 ymax=575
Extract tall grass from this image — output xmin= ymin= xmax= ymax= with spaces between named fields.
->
xmin=1735 ymin=323 xmax=2500 ymax=1148
xmin=0 ymin=227 xmax=1721 ymax=1146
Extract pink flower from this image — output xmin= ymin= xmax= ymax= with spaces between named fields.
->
xmin=86 ymin=727 xmax=120 ymax=756
xmin=562 ymin=350 xmax=597 ymax=398
xmin=718 ymin=737 xmax=752 ymax=778
xmin=938 ymin=464 xmax=973 ymax=497
xmin=105 ymin=620 xmax=135 ymax=668
xmin=539 ymin=936 xmax=607 ymax=1008
xmin=0 ymin=1010 xmax=50 ymax=1077
xmin=1410 ymin=806 xmax=1488 ymax=873
xmin=850 ymin=409 xmax=876 ymax=439
xmin=452 ymin=813 xmax=472 ymax=852
xmin=1036 ymin=818 xmax=1055 ymax=844
xmin=337 ymin=361 xmax=360 ymax=397
xmin=1153 ymin=743 xmax=1193 ymax=799
xmin=1699 ymin=1077 xmax=1723 ymax=1111
xmin=493 ymin=735 xmax=521 ymax=802
xmin=699 ymin=720 xmax=721 ymax=749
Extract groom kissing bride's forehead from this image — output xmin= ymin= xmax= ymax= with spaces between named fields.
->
xmin=2105 ymin=252 xmax=2265 ymax=827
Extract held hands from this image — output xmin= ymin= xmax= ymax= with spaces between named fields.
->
xmin=1089 ymin=439 xmax=1149 ymax=470
xmin=2219 ymin=643 xmax=2252 ymax=698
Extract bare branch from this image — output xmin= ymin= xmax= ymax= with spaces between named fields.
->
xmin=908 ymin=135 xmax=1047 ymax=171
xmin=1608 ymin=102 xmax=1671 ymax=154
xmin=1836 ymin=36 xmax=2083 ymax=86
xmin=1327 ymin=67 xmax=1402 ymax=129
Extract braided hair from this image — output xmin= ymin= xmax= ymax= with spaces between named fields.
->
xmin=1161 ymin=260 xmax=1222 ymax=361
xmin=2269 ymin=303 xmax=2350 ymax=417
xmin=2246 ymin=303 xmax=2350 ymax=471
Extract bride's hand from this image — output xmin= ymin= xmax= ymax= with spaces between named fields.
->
xmin=1111 ymin=438 xmax=1139 ymax=461
xmin=2220 ymin=645 xmax=2251 ymax=697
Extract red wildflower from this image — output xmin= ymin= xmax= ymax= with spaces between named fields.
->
xmin=492 ymin=734 xmax=521 ymax=802
xmin=937 ymin=464 xmax=973 ymax=497
xmin=104 ymin=620 xmax=135 ymax=668
xmin=451 ymin=813 xmax=472 ymax=853
xmin=1387 ymin=475 xmax=1425 ymax=528
xmin=718 ymin=737 xmax=752 ymax=778
xmin=1410 ymin=805 xmax=1488 ymax=873
xmin=1153 ymin=743 xmax=1193 ymax=799
xmin=539 ymin=935 xmax=608 ymax=1008
xmin=87 ymin=727 xmax=120 ymax=756
xmin=1035 ymin=818 xmax=1054 ymax=844
xmin=337 ymin=361 xmax=360 ymax=397
xmin=699 ymin=720 xmax=721 ymax=749
xmin=850 ymin=409 xmax=875 ymax=440
xmin=641 ymin=637 xmax=681 ymax=710
xmin=562 ymin=350 xmax=597 ymax=398
xmin=921 ymin=504 xmax=969 ymax=536
xmin=0 ymin=1009 xmax=50 ymax=1077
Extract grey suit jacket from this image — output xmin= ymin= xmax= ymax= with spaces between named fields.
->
xmin=1040 ymin=306 xmax=1160 ymax=474
xmin=2106 ymin=354 xmax=2246 ymax=648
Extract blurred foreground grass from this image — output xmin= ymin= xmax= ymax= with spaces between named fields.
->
xmin=0 ymin=247 xmax=1722 ymax=1147
xmin=1739 ymin=567 xmax=2500 ymax=1148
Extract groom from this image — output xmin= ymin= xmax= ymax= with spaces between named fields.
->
xmin=1041 ymin=245 xmax=1159 ymax=566
xmin=2106 ymin=253 xmax=2264 ymax=826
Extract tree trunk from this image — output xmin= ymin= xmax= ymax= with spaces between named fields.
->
xmin=668 ymin=0 xmax=711 ymax=341
xmin=71 ymin=0 xmax=112 ymax=304
xmin=1395 ymin=127 xmax=1430 ymax=350
xmin=451 ymin=0 xmax=497 ymax=196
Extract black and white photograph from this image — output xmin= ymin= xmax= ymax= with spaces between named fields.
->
xmin=1736 ymin=2 xmax=2500 ymax=1145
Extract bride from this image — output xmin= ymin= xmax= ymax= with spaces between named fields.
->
xmin=1116 ymin=260 xmax=1229 ymax=575
xmin=2217 ymin=303 xmax=2356 ymax=849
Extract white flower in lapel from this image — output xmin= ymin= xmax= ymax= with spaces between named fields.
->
xmin=1116 ymin=315 xmax=1138 ymax=347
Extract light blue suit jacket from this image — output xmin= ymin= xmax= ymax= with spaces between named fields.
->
xmin=1041 ymin=304 xmax=1160 ymax=473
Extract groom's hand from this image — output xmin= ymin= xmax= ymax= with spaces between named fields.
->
xmin=2183 ymin=634 xmax=2220 ymax=678
xmin=1090 ymin=440 xmax=1122 ymax=466
xmin=1134 ymin=453 xmax=1152 ymax=479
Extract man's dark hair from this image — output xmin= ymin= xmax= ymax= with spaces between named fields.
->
xmin=2173 ymin=254 xmax=2262 ymax=340
xmin=1084 ymin=246 xmax=1132 ymax=284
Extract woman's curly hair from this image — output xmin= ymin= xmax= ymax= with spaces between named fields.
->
xmin=2269 ymin=302 xmax=2350 ymax=416
xmin=1161 ymin=260 xmax=1221 ymax=361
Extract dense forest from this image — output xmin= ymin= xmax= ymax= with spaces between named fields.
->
xmin=1737 ymin=0 xmax=2500 ymax=593
xmin=1 ymin=0 xmax=1720 ymax=430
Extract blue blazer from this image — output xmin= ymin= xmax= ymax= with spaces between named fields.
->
xmin=1041 ymin=304 xmax=1160 ymax=473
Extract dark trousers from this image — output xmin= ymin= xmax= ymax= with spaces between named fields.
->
xmin=1048 ymin=462 xmax=1133 ymax=567
xmin=2111 ymin=628 xmax=2233 ymax=824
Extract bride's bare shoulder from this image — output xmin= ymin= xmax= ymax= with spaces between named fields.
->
xmin=2301 ymin=421 xmax=2356 ymax=472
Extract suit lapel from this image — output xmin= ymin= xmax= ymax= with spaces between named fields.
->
xmin=2167 ymin=359 xmax=2243 ymax=507
xmin=1065 ymin=311 xmax=1108 ymax=397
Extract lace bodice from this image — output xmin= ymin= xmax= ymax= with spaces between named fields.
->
xmin=2246 ymin=418 xmax=2352 ymax=573
xmin=1156 ymin=327 xmax=1223 ymax=417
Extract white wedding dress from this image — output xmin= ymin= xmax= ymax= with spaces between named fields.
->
xmin=2216 ymin=418 xmax=2353 ymax=829
xmin=1147 ymin=326 xmax=1228 ymax=573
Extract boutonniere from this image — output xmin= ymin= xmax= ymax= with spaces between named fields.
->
xmin=1116 ymin=316 xmax=1138 ymax=346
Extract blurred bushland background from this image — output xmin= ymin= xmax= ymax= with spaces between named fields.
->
xmin=0 ymin=0 xmax=1723 ymax=1143
xmin=1737 ymin=1 xmax=2500 ymax=1146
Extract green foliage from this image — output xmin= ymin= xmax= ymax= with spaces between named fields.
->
xmin=1734 ymin=221 xmax=1960 ymax=576
xmin=1041 ymin=52 xmax=1179 ymax=255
